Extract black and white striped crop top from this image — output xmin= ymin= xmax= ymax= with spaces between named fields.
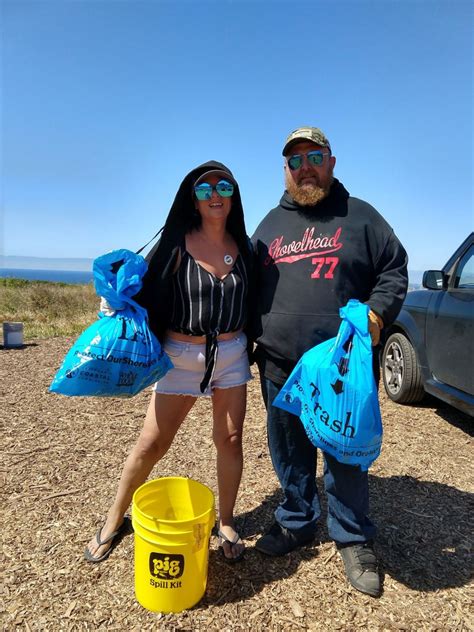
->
xmin=169 ymin=248 xmax=248 ymax=336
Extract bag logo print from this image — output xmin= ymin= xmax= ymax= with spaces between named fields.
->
xmin=331 ymin=379 xmax=344 ymax=394
xmin=272 ymin=300 xmax=383 ymax=470
xmin=331 ymin=336 xmax=353 ymax=395
xmin=117 ymin=370 xmax=137 ymax=387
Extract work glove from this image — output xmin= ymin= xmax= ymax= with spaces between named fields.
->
xmin=368 ymin=310 xmax=384 ymax=346
xmin=99 ymin=296 xmax=123 ymax=317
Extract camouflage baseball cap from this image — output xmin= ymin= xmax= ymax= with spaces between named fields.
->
xmin=282 ymin=126 xmax=331 ymax=156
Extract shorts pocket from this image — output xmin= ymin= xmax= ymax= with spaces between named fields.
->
xmin=233 ymin=333 xmax=248 ymax=350
xmin=164 ymin=340 xmax=185 ymax=359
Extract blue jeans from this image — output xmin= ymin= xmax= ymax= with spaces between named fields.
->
xmin=260 ymin=375 xmax=376 ymax=545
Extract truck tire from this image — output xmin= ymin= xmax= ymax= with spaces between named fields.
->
xmin=382 ymin=332 xmax=425 ymax=404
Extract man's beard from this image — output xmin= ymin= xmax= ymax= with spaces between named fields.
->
xmin=285 ymin=171 xmax=333 ymax=206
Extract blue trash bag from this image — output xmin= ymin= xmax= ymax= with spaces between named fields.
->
xmin=273 ymin=299 xmax=382 ymax=470
xmin=49 ymin=249 xmax=173 ymax=397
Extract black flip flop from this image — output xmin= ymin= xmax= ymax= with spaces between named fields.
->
xmin=218 ymin=529 xmax=245 ymax=563
xmin=84 ymin=516 xmax=132 ymax=563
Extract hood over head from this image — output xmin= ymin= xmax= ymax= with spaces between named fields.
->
xmin=145 ymin=160 xmax=249 ymax=276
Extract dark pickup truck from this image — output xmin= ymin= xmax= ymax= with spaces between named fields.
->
xmin=382 ymin=232 xmax=474 ymax=417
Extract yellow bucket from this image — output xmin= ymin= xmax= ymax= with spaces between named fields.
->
xmin=132 ymin=477 xmax=215 ymax=613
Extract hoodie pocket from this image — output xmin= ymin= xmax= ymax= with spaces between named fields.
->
xmin=257 ymin=312 xmax=340 ymax=364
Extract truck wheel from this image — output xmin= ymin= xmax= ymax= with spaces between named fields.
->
xmin=382 ymin=333 xmax=424 ymax=404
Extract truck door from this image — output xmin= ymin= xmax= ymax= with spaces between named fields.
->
xmin=425 ymin=244 xmax=474 ymax=395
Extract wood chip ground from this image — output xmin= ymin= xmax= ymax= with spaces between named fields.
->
xmin=1 ymin=338 xmax=473 ymax=631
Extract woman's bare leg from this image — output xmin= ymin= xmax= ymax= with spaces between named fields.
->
xmin=86 ymin=391 xmax=196 ymax=559
xmin=212 ymin=384 xmax=246 ymax=559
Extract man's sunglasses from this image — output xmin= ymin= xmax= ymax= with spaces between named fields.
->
xmin=287 ymin=150 xmax=330 ymax=171
xmin=194 ymin=179 xmax=234 ymax=201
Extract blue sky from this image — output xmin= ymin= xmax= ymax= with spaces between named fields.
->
xmin=1 ymin=0 xmax=472 ymax=271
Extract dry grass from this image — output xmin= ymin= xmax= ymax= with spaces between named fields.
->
xmin=0 ymin=280 xmax=97 ymax=339
xmin=1 ymin=336 xmax=473 ymax=631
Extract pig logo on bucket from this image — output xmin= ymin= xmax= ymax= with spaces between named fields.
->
xmin=149 ymin=553 xmax=184 ymax=580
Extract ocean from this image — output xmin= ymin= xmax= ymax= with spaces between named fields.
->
xmin=1 ymin=268 xmax=94 ymax=284
xmin=2 ymin=267 xmax=423 ymax=289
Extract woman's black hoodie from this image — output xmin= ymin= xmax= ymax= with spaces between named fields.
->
xmin=135 ymin=161 xmax=253 ymax=342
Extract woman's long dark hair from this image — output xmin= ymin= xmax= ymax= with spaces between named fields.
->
xmin=135 ymin=160 xmax=252 ymax=341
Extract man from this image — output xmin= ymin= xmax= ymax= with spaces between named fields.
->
xmin=251 ymin=126 xmax=408 ymax=597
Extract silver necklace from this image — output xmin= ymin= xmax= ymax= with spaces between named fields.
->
xmin=223 ymin=254 xmax=234 ymax=266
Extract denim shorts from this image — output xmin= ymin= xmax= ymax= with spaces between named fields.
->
xmin=154 ymin=333 xmax=253 ymax=397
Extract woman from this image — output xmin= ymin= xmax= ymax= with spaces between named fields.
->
xmin=85 ymin=161 xmax=254 ymax=563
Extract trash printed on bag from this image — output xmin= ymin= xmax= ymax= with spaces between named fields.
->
xmin=273 ymin=299 xmax=382 ymax=470
xmin=49 ymin=249 xmax=173 ymax=397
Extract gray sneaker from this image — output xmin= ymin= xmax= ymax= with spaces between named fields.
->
xmin=337 ymin=542 xmax=381 ymax=597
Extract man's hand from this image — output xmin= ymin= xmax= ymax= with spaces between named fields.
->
xmin=368 ymin=310 xmax=384 ymax=346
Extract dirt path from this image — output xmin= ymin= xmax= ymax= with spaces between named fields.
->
xmin=2 ymin=338 xmax=473 ymax=631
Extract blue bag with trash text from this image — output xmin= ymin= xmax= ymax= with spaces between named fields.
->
xmin=273 ymin=299 xmax=382 ymax=470
xmin=49 ymin=249 xmax=173 ymax=397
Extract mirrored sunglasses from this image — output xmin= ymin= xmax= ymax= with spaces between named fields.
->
xmin=287 ymin=150 xmax=330 ymax=171
xmin=194 ymin=179 xmax=234 ymax=201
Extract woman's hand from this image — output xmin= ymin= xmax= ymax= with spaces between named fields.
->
xmin=99 ymin=297 xmax=122 ymax=317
